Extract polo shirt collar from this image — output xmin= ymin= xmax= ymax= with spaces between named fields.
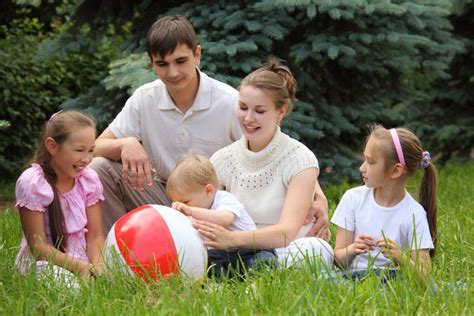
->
xmin=158 ymin=68 xmax=211 ymax=111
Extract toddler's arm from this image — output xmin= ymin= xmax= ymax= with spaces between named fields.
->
xmin=334 ymin=227 xmax=376 ymax=268
xmin=172 ymin=202 xmax=235 ymax=228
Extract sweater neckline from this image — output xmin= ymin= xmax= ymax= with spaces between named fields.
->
xmin=236 ymin=126 xmax=289 ymax=169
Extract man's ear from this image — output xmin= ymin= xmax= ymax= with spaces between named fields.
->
xmin=205 ymin=183 xmax=215 ymax=197
xmin=44 ymin=137 xmax=57 ymax=155
xmin=390 ymin=163 xmax=406 ymax=179
xmin=194 ymin=45 xmax=202 ymax=65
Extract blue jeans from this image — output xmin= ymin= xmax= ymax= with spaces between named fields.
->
xmin=344 ymin=268 xmax=401 ymax=282
xmin=207 ymin=248 xmax=277 ymax=280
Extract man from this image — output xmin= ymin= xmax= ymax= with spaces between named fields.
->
xmin=92 ymin=15 xmax=330 ymax=239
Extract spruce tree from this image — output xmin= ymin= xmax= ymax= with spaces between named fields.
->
xmin=58 ymin=0 xmax=463 ymax=184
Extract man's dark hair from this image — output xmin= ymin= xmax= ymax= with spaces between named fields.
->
xmin=146 ymin=15 xmax=198 ymax=60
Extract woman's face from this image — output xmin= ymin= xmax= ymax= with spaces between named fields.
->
xmin=237 ymin=85 xmax=286 ymax=152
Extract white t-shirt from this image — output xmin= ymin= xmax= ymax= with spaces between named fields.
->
xmin=211 ymin=127 xmax=318 ymax=238
xmin=211 ymin=190 xmax=256 ymax=232
xmin=109 ymin=70 xmax=241 ymax=180
xmin=331 ymin=186 xmax=434 ymax=271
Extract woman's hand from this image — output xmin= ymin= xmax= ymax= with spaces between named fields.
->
xmin=192 ymin=219 xmax=236 ymax=250
xmin=304 ymin=179 xmax=331 ymax=241
xmin=304 ymin=198 xmax=330 ymax=241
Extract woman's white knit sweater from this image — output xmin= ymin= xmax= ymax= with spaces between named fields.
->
xmin=211 ymin=127 xmax=319 ymax=238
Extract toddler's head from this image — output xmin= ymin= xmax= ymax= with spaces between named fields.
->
xmin=166 ymin=155 xmax=219 ymax=209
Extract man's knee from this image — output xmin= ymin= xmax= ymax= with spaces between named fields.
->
xmin=90 ymin=157 xmax=118 ymax=177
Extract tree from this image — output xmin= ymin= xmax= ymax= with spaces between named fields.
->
xmin=62 ymin=1 xmax=462 ymax=184
xmin=4 ymin=0 xmax=461 ymax=184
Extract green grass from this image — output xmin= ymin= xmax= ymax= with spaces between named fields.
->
xmin=0 ymin=162 xmax=472 ymax=315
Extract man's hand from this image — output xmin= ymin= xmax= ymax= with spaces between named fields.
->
xmin=120 ymin=137 xmax=154 ymax=190
xmin=304 ymin=197 xmax=331 ymax=241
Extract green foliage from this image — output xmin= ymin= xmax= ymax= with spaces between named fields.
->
xmin=0 ymin=6 xmax=123 ymax=179
xmin=0 ymin=17 xmax=67 ymax=177
xmin=3 ymin=0 xmax=471 ymax=184
xmin=61 ymin=0 xmax=466 ymax=184
xmin=400 ymin=2 xmax=474 ymax=162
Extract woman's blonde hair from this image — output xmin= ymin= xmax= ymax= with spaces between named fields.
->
xmin=239 ymin=58 xmax=296 ymax=115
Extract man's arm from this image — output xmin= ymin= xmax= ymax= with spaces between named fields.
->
xmin=94 ymin=128 xmax=123 ymax=161
xmin=94 ymin=128 xmax=153 ymax=190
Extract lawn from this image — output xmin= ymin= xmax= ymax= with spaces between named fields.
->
xmin=0 ymin=162 xmax=472 ymax=315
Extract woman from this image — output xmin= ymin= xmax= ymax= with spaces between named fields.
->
xmin=193 ymin=60 xmax=333 ymax=268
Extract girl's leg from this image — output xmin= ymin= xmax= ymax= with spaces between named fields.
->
xmin=36 ymin=261 xmax=80 ymax=289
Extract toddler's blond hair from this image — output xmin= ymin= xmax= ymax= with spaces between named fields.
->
xmin=167 ymin=155 xmax=219 ymax=200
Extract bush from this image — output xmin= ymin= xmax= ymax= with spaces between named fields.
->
xmin=0 ymin=11 xmax=123 ymax=179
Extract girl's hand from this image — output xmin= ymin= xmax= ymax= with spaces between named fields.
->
xmin=172 ymin=202 xmax=192 ymax=216
xmin=192 ymin=219 xmax=235 ymax=250
xmin=377 ymin=238 xmax=403 ymax=264
xmin=79 ymin=262 xmax=94 ymax=279
xmin=350 ymin=234 xmax=376 ymax=255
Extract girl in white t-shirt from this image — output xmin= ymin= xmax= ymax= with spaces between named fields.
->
xmin=331 ymin=125 xmax=437 ymax=281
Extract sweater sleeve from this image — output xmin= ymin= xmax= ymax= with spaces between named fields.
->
xmin=282 ymin=142 xmax=319 ymax=186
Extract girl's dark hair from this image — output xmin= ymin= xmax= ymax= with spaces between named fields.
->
xmin=33 ymin=111 xmax=95 ymax=252
xmin=239 ymin=58 xmax=297 ymax=115
xmin=370 ymin=124 xmax=438 ymax=256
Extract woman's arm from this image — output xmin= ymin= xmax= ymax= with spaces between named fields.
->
xmin=304 ymin=180 xmax=330 ymax=240
xmin=194 ymin=168 xmax=317 ymax=249
xmin=19 ymin=208 xmax=92 ymax=277
xmin=85 ymin=203 xmax=105 ymax=275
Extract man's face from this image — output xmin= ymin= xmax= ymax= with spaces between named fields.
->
xmin=151 ymin=44 xmax=201 ymax=97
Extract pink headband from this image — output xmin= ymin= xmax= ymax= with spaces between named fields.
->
xmin=48 ymin=110 xmax=63 ymax=123
xmin=390 ymin=128 xmax=405 ymax=166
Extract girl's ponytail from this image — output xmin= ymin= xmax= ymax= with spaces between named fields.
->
xmin=419 ymin=162 xmax=438 ymax=257
xmin=35 ymin=143 xmax=67 ymax=252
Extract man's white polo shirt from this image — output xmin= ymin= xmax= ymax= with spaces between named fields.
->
xmin=109 ymin=70 xmax=241 ymax=180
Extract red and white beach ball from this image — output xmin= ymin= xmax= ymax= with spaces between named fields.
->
xmin=104 ymin=204 xmax=207 ymax=281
